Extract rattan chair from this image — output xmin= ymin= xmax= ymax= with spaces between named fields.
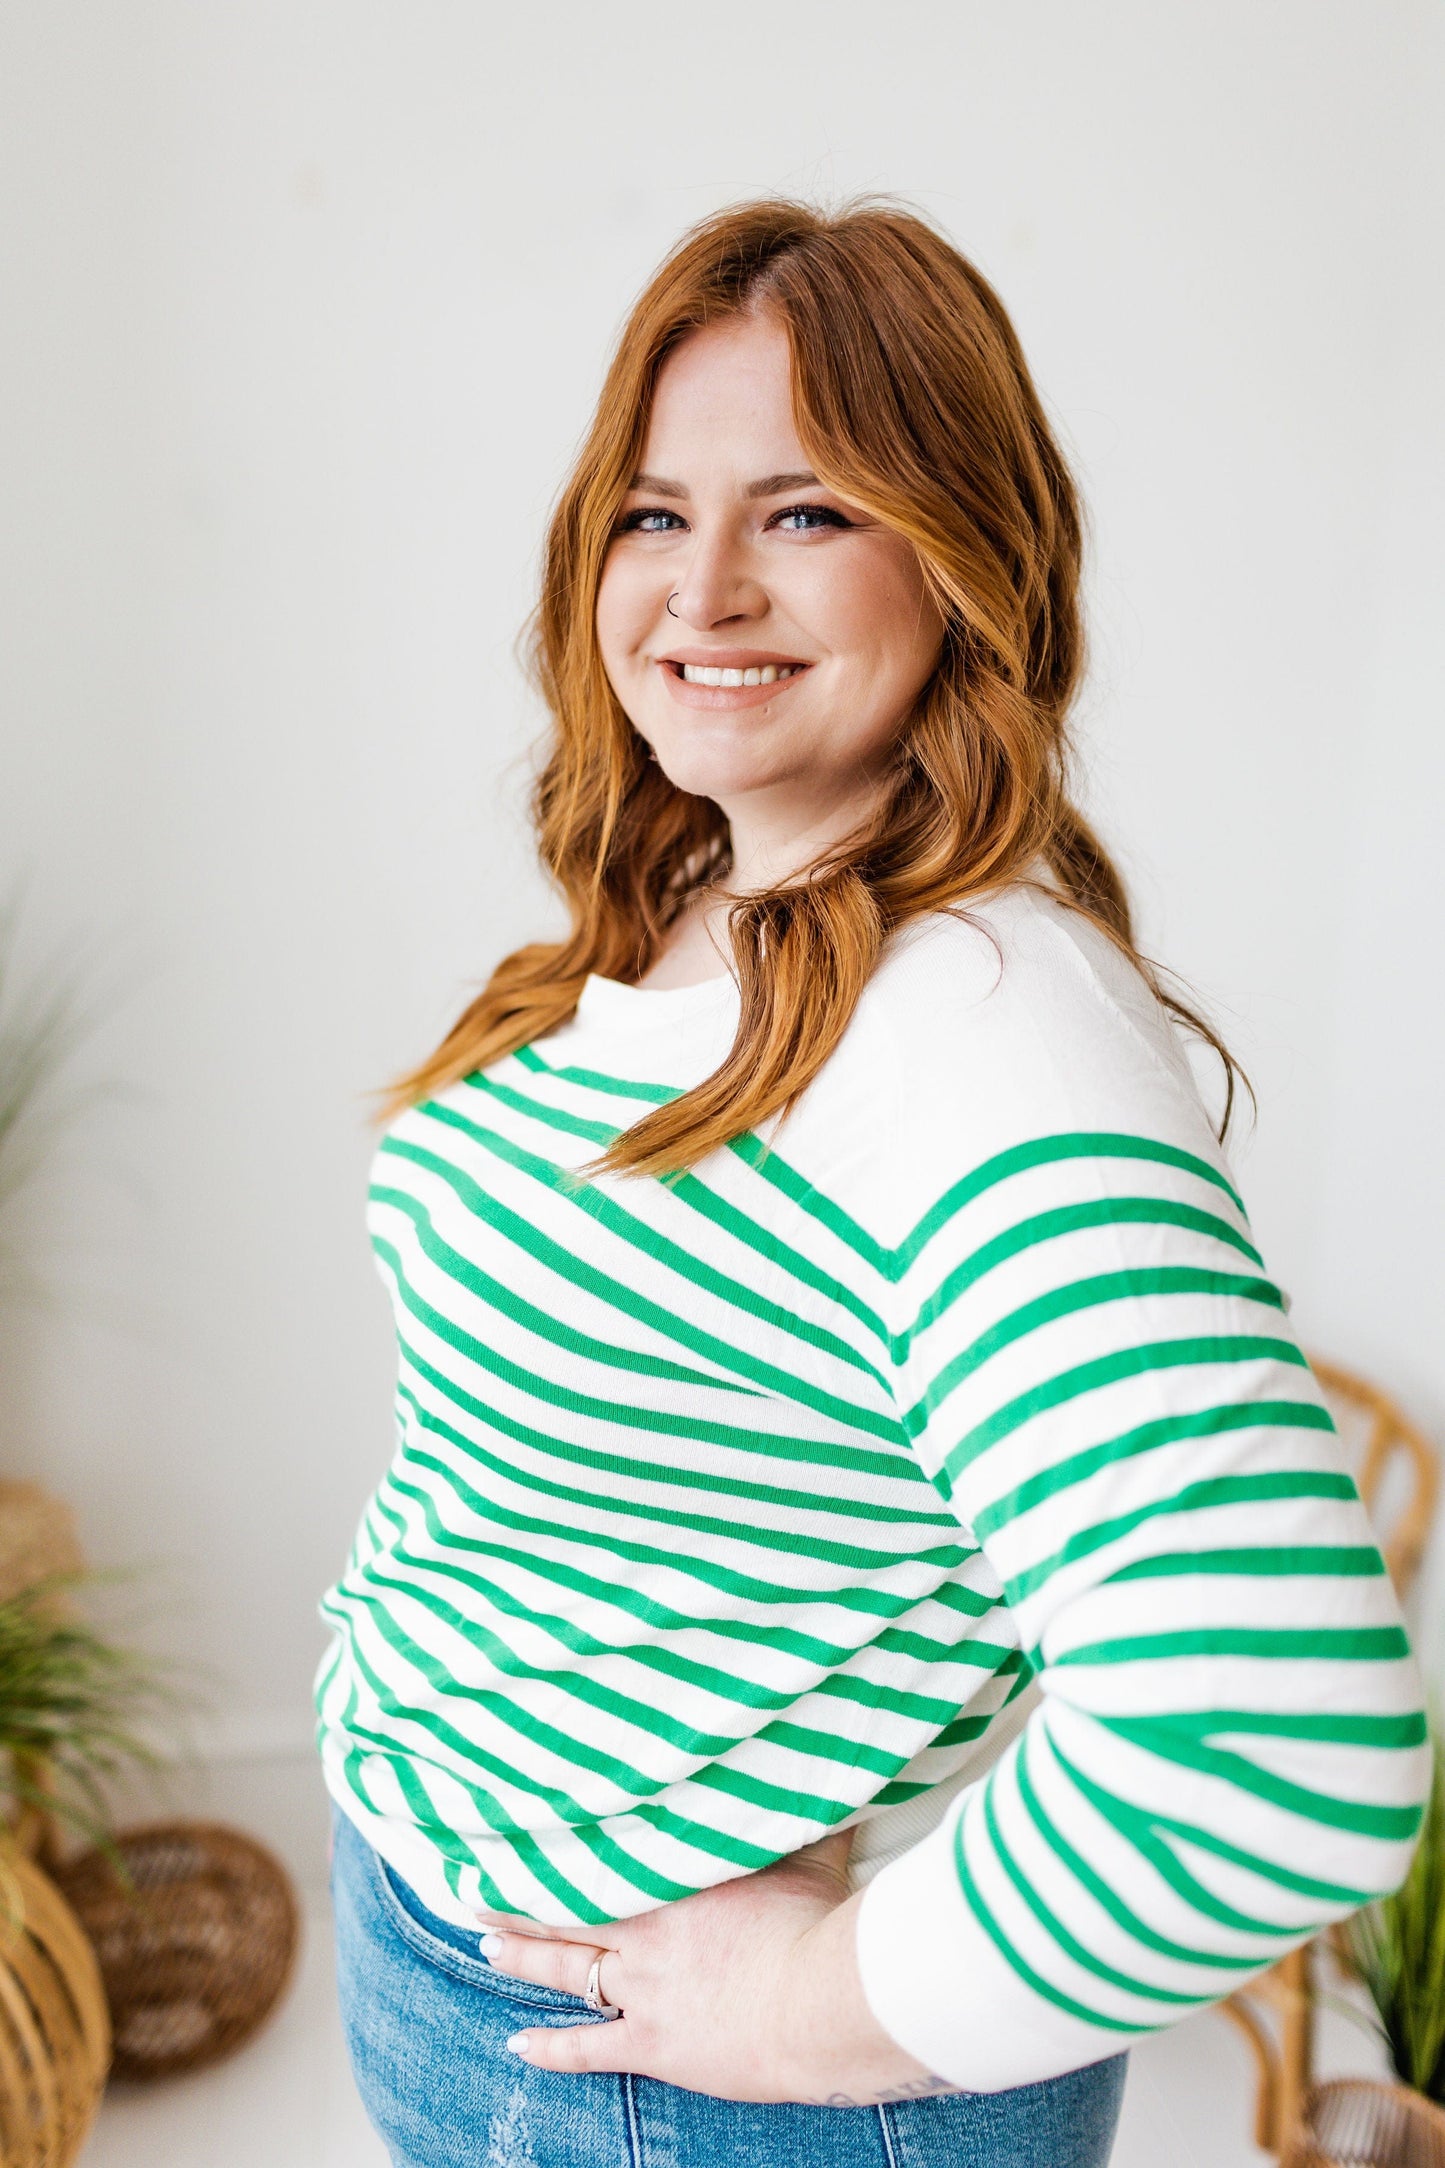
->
xmin=1218 ymin=1355 xmax=1439 ymax=2156
xmin=0 ymin=1836 xmax=111 ymax=2167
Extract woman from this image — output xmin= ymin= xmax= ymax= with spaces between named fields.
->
xmin=315 ymin=196 xmax=1429 ymax=2168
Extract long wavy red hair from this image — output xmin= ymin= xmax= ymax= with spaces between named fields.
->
xmin=378 ymin=193 xmax=1252 ymax=1178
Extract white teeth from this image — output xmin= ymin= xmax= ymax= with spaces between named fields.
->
xmin=679 ymin=662 xmax=803 ymax=686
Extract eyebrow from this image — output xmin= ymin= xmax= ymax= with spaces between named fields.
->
xmin=627 ymin=469 xmax=822 ymax=500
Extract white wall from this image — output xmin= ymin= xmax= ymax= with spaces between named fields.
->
xmin=0 ymin=0 xmax=1440 ymax=1765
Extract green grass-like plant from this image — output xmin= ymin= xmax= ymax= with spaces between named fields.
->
xmin=0 ymin=1568 xmax=198 ymax=1933
xmin=0 ymin=896 xmax=210 ymax=1941
xmin=1345 ymin=1720 xmax=1445 ymax=2105
xmin=0 ymin=889 xmax=100 ymax=1299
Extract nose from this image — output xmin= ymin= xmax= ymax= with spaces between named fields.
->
xmin=666 ymin=525 xmax=767 ymax=631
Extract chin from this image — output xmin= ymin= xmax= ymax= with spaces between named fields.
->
xmin=653 ymin=752 xmax=789 ymax=802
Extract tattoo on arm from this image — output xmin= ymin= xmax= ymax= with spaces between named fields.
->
xmin=802 ymin=2075 xmax=965 ymax=2107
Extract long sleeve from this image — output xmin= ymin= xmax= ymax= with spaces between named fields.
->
xmin=852 ymin=903 xmax=1431 ymax=2091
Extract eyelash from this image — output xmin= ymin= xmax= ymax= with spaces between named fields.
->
xmin=614 ymin=503 xmax=853 ymax=537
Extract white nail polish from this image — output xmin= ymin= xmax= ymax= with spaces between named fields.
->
xmin=505 ymin=2032 xmax=531 ymax=2056
xmin=479 ymin=1932 xmax=503 ymax=1959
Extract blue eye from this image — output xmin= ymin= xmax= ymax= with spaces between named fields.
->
xmin=615 ymin=507 xmax=684 ymax=535
xmin=770 ymin=504 xmax=852 ymax=532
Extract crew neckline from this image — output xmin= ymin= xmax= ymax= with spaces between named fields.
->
xmin=578 ymin=968 xmax=740 ymax=1021
xmin=575 ymin=856 xmax=1060 ymax=1026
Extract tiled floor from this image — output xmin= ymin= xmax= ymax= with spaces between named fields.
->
xmin=75 ymin=1753 xmax=1392 ymax=2167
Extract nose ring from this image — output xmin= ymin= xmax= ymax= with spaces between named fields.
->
xmin=666 ymin=593 xmax=680 ymax=618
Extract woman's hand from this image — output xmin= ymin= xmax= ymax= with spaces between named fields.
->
xmin=473 ymin=1828 xmax=961 ymax=2107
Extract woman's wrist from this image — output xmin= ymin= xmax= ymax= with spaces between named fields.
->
xmin=771 ymin=1884 xmax=962 ymax=2107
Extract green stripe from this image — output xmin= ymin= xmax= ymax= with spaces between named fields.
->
xmin=1147 ymin=1709 xmax=1427 ymax=1749
xmin=869 ymin=1779 xmax=939 ymax=1806
xmin=814 ymin=1671 xmax=991 ymax=1730
xmin=723 ymin=1130 xmax=894 ymax=1274
xmin=730 ymin=1128 xmax=1252 ymax=1280
xmin=1014 ymin=1728 xmax=1246 ymax=1973
xmin=313 ymin=1646 xmax=343 ymax=1720
xmin=937 ymin=1334 xmax=1312 ymax=1495
xmin=901 ymin=1195 xmax=1266 ymax=1358
xmin=511 ymin=1042 xmax=675 ymax=1107
xmin=972 ymin=1400 xmax=1337 ymax=1539
xmin=1050 ymin=1734 xmax=1378 ymax=1915
xmin=909 ymin=1270 xmax=1288 ymax=1442
xmin=981 ymin=1774 xmax=1200 ymax=2010
xmin=479 ymin=1070 xmax=649 ymax=1146
xmin=1055 ymin=1625 xmax=1412 ymax=1668
xmin=952 ymin=1807 xmax=1146 ymax=2035
xmin=1104 ymin=1545 xmax=1385 ymax=1585
xmin=690 ymin=1758 xmax=859 ymax=1829
xmin=565 ymin=1820 xmax=699 ymax=1905
xmin=902 ymin=1132 xmax=1250 ymax=1270
xmin=1010 ymin=1478 xmax=1373 ymax=1604
xmin=623 ymin=1800 xmax=783 ymax=1873
xmin=1099 ymin=1713 xmax=1427 ymax=1843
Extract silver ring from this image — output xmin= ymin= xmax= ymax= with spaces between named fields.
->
xmin=583 ymin=1950 xmax=623 ymax=2019
xmin=666 ymin=592 xmax=680 ymax=617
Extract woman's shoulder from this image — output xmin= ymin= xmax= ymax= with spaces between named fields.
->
xmin=859 ymin=874 xmax=1233 ymax=1187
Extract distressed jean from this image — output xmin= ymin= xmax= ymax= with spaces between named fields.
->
xmin=328 ymin=1797 xmax=1128 ymax=2168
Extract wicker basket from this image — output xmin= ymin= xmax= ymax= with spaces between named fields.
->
xmin=1282 ymin=2079 xmax=1445 ymax=2167
xmin=52 ymin=1820 xmax=299 ymax=2080
xmin=0 ymin=1840 xmax=111 ymax=2167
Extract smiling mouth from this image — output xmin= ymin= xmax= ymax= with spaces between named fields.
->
xmin=663 ymin=661 xmax=810 ymax=687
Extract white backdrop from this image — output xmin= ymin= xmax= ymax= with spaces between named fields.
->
xmin=0 ymin=0 xmax=1439 ymax=1765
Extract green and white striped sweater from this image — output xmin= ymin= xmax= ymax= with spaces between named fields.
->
xmin=313 ymin=874 xmax=1429 ymax=2090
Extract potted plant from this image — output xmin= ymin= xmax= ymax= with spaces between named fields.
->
xmin=0 ymin=894 xmax=194 ymax=1880
xmin=0 ymin=896 xmax=197 ymax=2163
xmin=0 ymin=1568 xmax=190 ymax=1903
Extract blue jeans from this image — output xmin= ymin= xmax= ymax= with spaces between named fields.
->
xmin=328 ymin=1797 xmax=1127 ymax=2167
